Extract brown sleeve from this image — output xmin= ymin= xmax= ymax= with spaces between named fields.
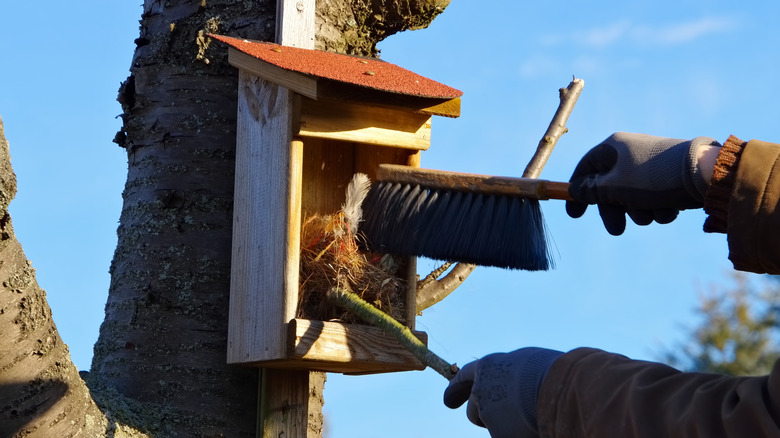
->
xmin=703 ymin=135 xmax=746 ymax=234
xmin=724 ymin=139 xmax=780 ymax=273
xmin=537 ymin=348 xmax=780 ymax=438
xmin=702 ymin=137 xmax=780 ymax=274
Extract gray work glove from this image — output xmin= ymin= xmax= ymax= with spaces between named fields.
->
xmin=566 ymin=132 xmax=721 ymax=235
xmin=443 ymin=348 xmax=563 ymax=438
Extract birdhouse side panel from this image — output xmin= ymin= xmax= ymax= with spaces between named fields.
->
xmin=228 ymin=71 xmax=301 ymax=364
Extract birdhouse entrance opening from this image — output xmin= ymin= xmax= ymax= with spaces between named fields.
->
xmin=296 ymin=137 xmax=419 ymax=329
xmin=299 ymin=138 xmax=421 ymax=215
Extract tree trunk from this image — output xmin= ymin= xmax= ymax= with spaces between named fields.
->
xmin=1 ymin=1 xmax=449 ymax=436
xmin=0 ymin=116 xmax=123 ymax=437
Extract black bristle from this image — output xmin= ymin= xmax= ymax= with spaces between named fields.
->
xmin=470 ymin=194 xmax=496 ymax=263
xmin=389 ymin=183 xmax=421 ymax=249
xmin=360 ymin=181 xmax=554 ymax=271
xmin=416 ymin=188 xmax=450 ymax=253
xmin=487 ymin=194 xmax=511 ymax=265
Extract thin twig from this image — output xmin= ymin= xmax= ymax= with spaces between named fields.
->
xmin=523 ymin=77 xmax=585 ymax=179
xmin=327 ymin=286 xmax=458 ymax=380
xmin=417 ymin=261 xmax=454 ymax=291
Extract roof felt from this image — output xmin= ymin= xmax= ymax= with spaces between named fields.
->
xmin=210 ymin=34 xmax=463 ymax=100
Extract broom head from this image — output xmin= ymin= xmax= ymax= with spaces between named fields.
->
xmin=360 ymin=180 xmax=554 ymax=270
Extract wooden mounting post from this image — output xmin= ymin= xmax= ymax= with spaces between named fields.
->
xmin=254 ymin=1 xmax=319 ymax=437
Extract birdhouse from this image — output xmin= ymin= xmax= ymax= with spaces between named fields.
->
xmin=213 ymin=35 xmax=462 ymax=374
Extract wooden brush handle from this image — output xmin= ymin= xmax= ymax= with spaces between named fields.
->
xmin=376 ymin=164 xmax=573 ymax=201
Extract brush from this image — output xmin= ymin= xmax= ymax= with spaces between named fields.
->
xmin=359 ymin=78 xmax=584 ymax=270
xmin=360 ymin=166 xmax=573 ymax=270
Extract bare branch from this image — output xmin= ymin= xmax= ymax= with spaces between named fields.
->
xmin=413 ymin=78 xmax=585 ymax=312
xmin=416 ymin=262 xmax=476 ymax=312
xmin=523 ymin=77 xmax=585 ymax=179
xmin=417 ymin=261 xmax=453 ymax=290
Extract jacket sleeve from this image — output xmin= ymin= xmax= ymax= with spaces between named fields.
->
xmin=703 ymin=136 xmax=780 ymax=274
xmin=537 ymin=348 xmax=780 ymax=438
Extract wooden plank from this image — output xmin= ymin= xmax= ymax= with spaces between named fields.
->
xmin=287 ymin=138 xmax=304 ymax=320
xmin=299 ymin=138 xmax=355 ymax=217
xmin=406 ymin=150 xmax=421 ymax=168
xmin=300 ymin=140 xmax=424 ymax=217
xmin=228 ymin=71 xmax=298 ymax=364
xmin=298 ymin=99 xmax=432 ymax=150
xmin=353 ymin=143 xmax=420 ymax=181
xmin=260 ymin=369 xmax=323 ymax=437
xmin=405 ymin=257 xmax=418 ymax=330
xmin=256 ymin=2 xmax=320 ymax=437
xmin=418 ymin=97 xmax=462 ymax=118
xmin=316 ymin=81 xmax=462 ymax=118
xmin=229 ymin=48 xmax=319 ymax=100
xmin=276 ymin=0 xmax=316 ymax=49
xmin=288 ymin=319 xmax=426 ymax=373
xmin=403 ymin=152 xmax=421 ymax=329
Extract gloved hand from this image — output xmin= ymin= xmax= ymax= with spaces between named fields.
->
xmin=566 ymin=132 xmax=721 ymax=235
xmin=443 ymin=348 xmax=563 ymax=438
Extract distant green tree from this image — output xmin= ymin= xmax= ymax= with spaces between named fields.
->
xmin=663 ymin=273 xmax=780 ymax=376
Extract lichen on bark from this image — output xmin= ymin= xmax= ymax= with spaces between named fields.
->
xmin=316 ymin=0 xmax=451 ymax=55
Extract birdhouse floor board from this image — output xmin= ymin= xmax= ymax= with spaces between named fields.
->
xmin=287 ymin=318 xmax=427 ymax=373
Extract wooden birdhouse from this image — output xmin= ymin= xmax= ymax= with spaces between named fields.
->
xmin=212 ymin=34 xmax=462 ymax=374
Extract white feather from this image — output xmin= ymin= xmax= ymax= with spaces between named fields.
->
xmin=342 ymin=173 xmax=371 ymax=234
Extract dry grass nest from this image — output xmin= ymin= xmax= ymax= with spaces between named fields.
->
xmin=299 ymin=211 xmax=408 ymax=325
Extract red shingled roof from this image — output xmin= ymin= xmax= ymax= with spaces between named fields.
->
xmin=210 ymin=34 xmax=463 ymax=100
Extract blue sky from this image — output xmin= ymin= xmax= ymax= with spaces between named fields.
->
xmin=1 ymin=1 xmax=779 ymax=437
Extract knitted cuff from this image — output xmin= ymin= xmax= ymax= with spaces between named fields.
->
xmin=703 ymin=136 xmax=747 ymax=233
xmin=518 ymin=348 xmax=565 ymax=430
xmin=685 ymin=137 xmax=722 ymax=203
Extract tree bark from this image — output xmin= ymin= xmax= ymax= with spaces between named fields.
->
xmin=0 ymin=116 xmax=134 ymax=437
xmin=1 ymin=0 xmax=449 ymax=436
xmin=88 ymin=3 xmax=267 ymax=435
xmin=316 ymin=0 xmax=450 ymax=55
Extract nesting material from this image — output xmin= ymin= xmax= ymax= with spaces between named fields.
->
xmin=298 ymin=174 xmax=408 ymax=325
